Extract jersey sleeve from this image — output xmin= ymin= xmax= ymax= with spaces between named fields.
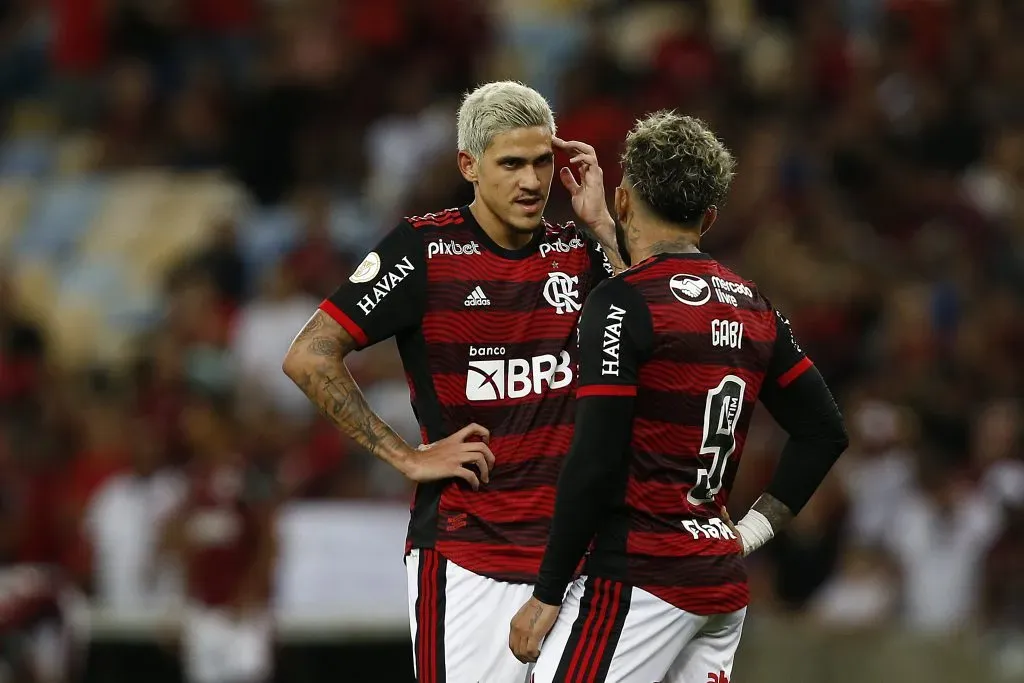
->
xmin=757 ymin=306 xmax=849 ymax=515
xmin=586 ymin=234 xmax=615 ymax=283
xmin=575 ymin=277 xmax=654 ymax=398
xmin=764 ymin=307 xmax=814 ymax=389
xmin=534 ymin=276 xmax=651 ymax=606
xmin=318 ymin=222 xmax=427 ymax=349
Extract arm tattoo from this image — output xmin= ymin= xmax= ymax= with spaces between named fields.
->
xmin=308 ymin=337 xmax=342 ymax=356
xmin=288 ymin=312 xmax=411 ymax=468
xmin=751 ymin=493 xmax=794 ymax=533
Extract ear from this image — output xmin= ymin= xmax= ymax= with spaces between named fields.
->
xmin=699 ymin=206 xmax=718 ymax=236
xmin=458 ymin=150 xmax=477 ymax=183
xmin=614 ymin=186 xmax=629 ymax=224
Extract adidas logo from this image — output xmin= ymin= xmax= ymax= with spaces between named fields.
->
xmin=464 ymin=286 xmax=491 ymax=307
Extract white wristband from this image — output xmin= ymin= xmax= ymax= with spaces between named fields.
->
xmin=735 ymin=509 xmax=774 ymax=556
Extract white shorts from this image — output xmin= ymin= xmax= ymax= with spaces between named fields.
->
xmin=532 ymin=577 xmax=746 ymax=683
xmin=406 ymin=548 xmax=534 ymax=683
xmin=181 ymin=605 xmax=273 ymax=683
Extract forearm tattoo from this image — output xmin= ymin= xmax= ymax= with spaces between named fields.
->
xmin=751 ymin=493 xmax=794 ymax=532
xmin=290 ymin=312 xmax=409 ymax=465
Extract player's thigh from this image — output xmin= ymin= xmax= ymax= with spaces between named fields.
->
xmin=533 ymin=579 xmax=704 ymax=683
xmin=407 ymin=548 xmax=532 ymax=683
xmin=664 ymin=607 xmax=746 ymax=683
xmin=470 ymin=573 xmax=535 ymax=683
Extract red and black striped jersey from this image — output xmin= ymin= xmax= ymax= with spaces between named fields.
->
xmin=573 ymin=253 xmax=811 ymax=615
xmin=319 ymin=206 xmax=612 ymax=582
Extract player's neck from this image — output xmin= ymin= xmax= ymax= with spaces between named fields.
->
xmin=468 ymin=200 xmax=536 ymax=250
xmin=628 ymin=222 xmax=701 ymax=263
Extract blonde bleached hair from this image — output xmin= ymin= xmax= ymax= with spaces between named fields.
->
xmin=456 ymin=81 xmax=556 ymax=159
xmin=621 ymin=110 xmax=736 ymax=225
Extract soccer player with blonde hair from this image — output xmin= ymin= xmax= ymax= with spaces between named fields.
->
xmin=284 ymin=81 xmax=625 ymax=682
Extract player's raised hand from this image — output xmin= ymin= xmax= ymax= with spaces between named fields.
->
xmin=509 ymin=596 xmax=560 ymax=663
xmin=402 ymin=423 xmax=495 ymax=490
xmin=553 ymin=137 xmax=613 ymax=233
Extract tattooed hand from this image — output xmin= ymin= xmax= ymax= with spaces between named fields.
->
xmin=404 ymin=423 xmax=496 ymax=489
xmin=509 ymin=596 xmax=561 ymax=663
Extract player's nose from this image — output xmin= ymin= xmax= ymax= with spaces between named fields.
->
xmin=519 ymin=167 xmax=543 ymax=191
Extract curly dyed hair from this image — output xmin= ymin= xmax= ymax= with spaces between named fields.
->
xmin=620 ymin=111 xmax=736 ymax=225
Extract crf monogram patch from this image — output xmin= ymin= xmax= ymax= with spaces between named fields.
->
xmin=706 ymin=671 xmax=730 ymax=683
xmin=543 ymin=272 xmax=581 ymax=315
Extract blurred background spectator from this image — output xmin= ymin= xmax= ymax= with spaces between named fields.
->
xmin=2 ymin=0 xmax=1024 ymax=681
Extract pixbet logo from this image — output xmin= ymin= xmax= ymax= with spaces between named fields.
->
xmin=427 ymin=240 xmax=481 ymax=259
xmin=539 ymin=237 xmax=584 ymax=259
xmin=465 ymin=351 xmax=573 ymax=401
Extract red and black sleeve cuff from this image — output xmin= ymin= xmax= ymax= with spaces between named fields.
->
xmin=777 ymin=357 xmax=813 ymax=388
xmin=318 ymin=300 xmax=369 ymax=348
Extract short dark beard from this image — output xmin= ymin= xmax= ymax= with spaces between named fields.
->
xmin=614 ymin=220 xmax=631 ymax=266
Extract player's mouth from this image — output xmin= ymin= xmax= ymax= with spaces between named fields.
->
xmin=515 ymin=196 xmax=544 ymax=214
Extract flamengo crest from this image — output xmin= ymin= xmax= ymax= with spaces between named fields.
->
xmin=543 ymin=272 xmax=581 ymax=315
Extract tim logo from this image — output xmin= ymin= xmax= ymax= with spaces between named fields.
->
xmin=543 ymin=272 xmax=581 ymax=315
xmin=465 ymin=352 xmax=573 ymax=401
xmin=707 ymin=672 xmax=730 ymax=683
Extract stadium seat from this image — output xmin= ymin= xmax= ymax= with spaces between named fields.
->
xmin=78 ymin=172 xmax=174 ymax=260
xmin=49 ymin=257 xmax=143 ymax=366
xmin=130 ymin=174 xmax=245 ymax=281
xmin=48 ymin=295 xmax=104 ymax=369
xmin=238 ymin=205 xmax=301 ymax=277
xmin=605 ymin=2 xmax=692 ymax=69
xmin=9 ymin=259 xmax=57 ymax=322
xmin=54 ymin=133 xmax=103 ymax=177
xmin=0 ymin=179 xmax=35 ymax=257
xmin=0 ymin=135 xmax=55 ymax=178
xmin=16 ymin=177 xmax=107 ymax=261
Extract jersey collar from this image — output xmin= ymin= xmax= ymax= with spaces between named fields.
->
xmin=460 ymin=205 xmax=545 ymax=261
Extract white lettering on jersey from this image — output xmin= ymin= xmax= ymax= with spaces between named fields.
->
xmin=775 ymin=309 xmax=803 ymax=354
xmin=466 ymin=351 xmax=573 ymax=401
xmin=355 ymin=257 xmax=415 ymax=315
xmin=711 ymin=320 xmax=744 ymax=349
xmin=595 ymin=241 xmax=613 ymax=275
xmin=710 ymin=276 xmax=753 ymax=298
xmin=602 ymin=304 xmax=626 ymax=376
xmin=539 ymin=237 xmax=584 ymax=259
xmin=468 ymin=345 xmax=505 ymax=356
xmin=427 ymin=240 xmax=481 ymax=259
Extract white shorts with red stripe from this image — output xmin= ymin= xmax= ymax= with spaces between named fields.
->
xmin=406 ymin=548 xmax=534 ymax=683
xmin=532 ymin=576 xmax=746 ymax=683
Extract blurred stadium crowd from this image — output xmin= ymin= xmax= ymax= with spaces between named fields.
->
xmin=2 ymin=0 xmax=1024 ymax=677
